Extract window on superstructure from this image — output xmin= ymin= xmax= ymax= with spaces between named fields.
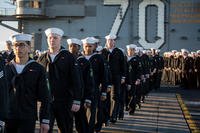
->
xmin=18 ymin=1 xmax=29 ymax=8
xmin=18 ymin=1 xmax=41 ymax=8
xmin=30 ymin=1 xmax=41 ymax=8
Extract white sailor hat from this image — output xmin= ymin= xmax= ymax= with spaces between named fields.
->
xmin=45 ymin=27 xmax=64 ymax=37
xmin=171 ymin=50 xmax=177 ymax=53
xmin=105 ymin=34 xmax=117 ymax=40
xmin=143 ymin=50 xmax=147 ymax=54
xmin=126 ymin=44 xmax=137 ymax=49
xmin=67 ymin=38 xmax=82 ymax=46
xmin=10 ymin=33 xmax=32 ymax=43
xmin=150 ymin=48 xmax=156 ymax=51
xmin=96 ymin=45 xmax=103 ymax=52
xmin=136 ymin=47 xmax=144 ymax=52
xmin=91 ymin=37 xmax=99 ymax=44
xmin=181 ymin=49 xmax=189 ymax=53
xmin=146 ymin=49 xmax=152 ymax=53
xmin=155 ymin=49 xmax=161 ymax=53
xmin=81 ymin=37 xmax=96 ymax=44
xmin=197 ymin=50 xmax=200 ymax=54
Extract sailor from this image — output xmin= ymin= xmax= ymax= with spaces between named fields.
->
xmin=154 ymin=49 xmax=164 ymax=89
xmin=140 ymin=49 xmax=151 ymax=101
xmin=67 ymin=38 xmax=82 ymax=58
xmin=125 ymin=44 xmax=142 ymax=115
xmin=135 ymin=47 xmax=145 ymax=103
xmin=190 ymin=52 xmax=197 ymax=89
xmin=81 ymin=37 xmax=107 ymax=133
xmin=90 ymin=37 xmax=100 ymax=52
xmin=101 ymin=34 xmax=126 ymax=123
xmin=1 ymin=40 xmax=15 ymax=64
xmin=0 ymin=53 xmax=8 ymax=133
xmin=195 ymin=50 xmax=200 ymax=89
xmin=37 ymin=28 xmax=82 ymax=133
xmin=149 ymin=48 xmax=158 ymax=90
xmin=181 ymin=49 xmax=194 ymax=89
xmin=98 ymin=45 xmax=112 ymax=127
xmin=5 ymin=33 xmax=50 ymax=133
xmin=33 ymin=50 xmax=42 ymax=60
xmin=67 ymin=38 xmax=94 ymax=133
xmin=118 ymin=47 xmax=127 ymax=120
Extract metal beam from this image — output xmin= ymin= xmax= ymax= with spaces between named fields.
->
xmin=0 ymin=16 xmax=17 ymax=21
xmin=0 ymin=21 xmax=20 ymax=32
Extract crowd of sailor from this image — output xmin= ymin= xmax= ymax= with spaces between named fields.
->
xmin=162 ymin=49 xmax=200 ymax=89
xmin=0 ymin=27 xmax=199 ymax=133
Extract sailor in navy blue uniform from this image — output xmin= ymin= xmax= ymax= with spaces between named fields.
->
xmin=67 ymin=38 xmax=82 ymax=58
xmin=81 ymin=37 xmax=107 ymax=133
xmin=126 ymin=44 xmax=142 ymax=115
xmin=67 ymin=38 xmax=94 ymax=133
xmin=1 ymin=40 xmax=15 ymax=65
xmin=5 ymin=33 xmax=50 ymax=133
xmin=0 ymin=53 xmax=8 ymax=133
xmin=37 ymin=28 xmax=82 ymax=133
xmin=101 ymin=34 xmax=126 ymax=123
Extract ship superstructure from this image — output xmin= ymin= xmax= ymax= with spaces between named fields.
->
xmin=0 ymin=0 xmax=200 ymax=51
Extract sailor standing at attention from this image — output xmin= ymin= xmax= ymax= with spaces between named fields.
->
xmin=37 ymin=28 xmax=82 ymax=133
xmin=101 ymin=34 xmax=126 ymax=123
xmin=81 ymin=37 xmax=107 ymax=133
xmin=0 ymin=50 xmax=8 ymax=133
xmin=5 ymin=33 xmax=50 ymax=133
xmin=67 ymin=38 xmax=94 ymax=133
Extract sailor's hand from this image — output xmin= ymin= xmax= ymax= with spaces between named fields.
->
xmin=0 ymin=120 xmax=5 ymax=133
xmin=145 ymin=74 xmax=150 ymax=78
xmin=40 ymin=123 xmax=49 ymax=133
xmin=135 ymin=79 xmax=140 ymax=85
xmin=121 ymin=77 xmax=125 ymax=84
xmin=127 ymin=85 xmax=131 ymax=91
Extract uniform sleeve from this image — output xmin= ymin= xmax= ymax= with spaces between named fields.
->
xmin=119 ymin=50 xmax=126 ymax=78
xmin=74 ymin=63 xmax=84 ymax=101
xmin=0 ymin=66 xmax=8 ymax=121
xmin=37 ymin=66 xmax=50 ymax=124
xmin=83 ymin=63 xmax=95 ymax=102
xmin=99 ymin=55 xmax=107 ymax=94
xmin=70 ymin=56 xmax=82 ymax=103
xmin=136 ymin=59 xmax=142 ymax=80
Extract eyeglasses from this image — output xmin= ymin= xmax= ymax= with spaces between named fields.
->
xmin=12 ymin=43 xmax=27 ymax=49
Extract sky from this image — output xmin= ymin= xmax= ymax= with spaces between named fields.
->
xmin=0 ymin=0 xmax=18 ymax=50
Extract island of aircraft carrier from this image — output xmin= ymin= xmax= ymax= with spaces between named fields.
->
xmin=0 ymin=0 xmax=200 ymax=51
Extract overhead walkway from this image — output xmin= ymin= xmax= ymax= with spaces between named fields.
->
xmin=102 ymin=92 xmax=190 ymax=133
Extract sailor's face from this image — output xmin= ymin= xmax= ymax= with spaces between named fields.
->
xmin=83 ymin=43 xmax=94 ymax=55
xmin=47 ymin=33 xmax=61 ymax=49
xmin=68 ymin=43 xmax=79 ymax=54
xmin=13 ymin=41 xmax=30 ymax=58
xmin=106 ymin=39 xmax=115 ymax=49
xmin=127 ymin=48 xmax=135 ymax=57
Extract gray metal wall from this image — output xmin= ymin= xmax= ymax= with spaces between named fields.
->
xmin=20 ymin=0 xmax=200 ymax=52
